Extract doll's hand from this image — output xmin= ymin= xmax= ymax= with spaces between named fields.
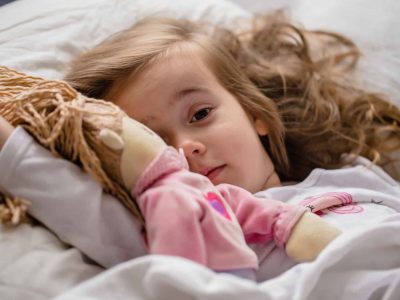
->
xmin=285 ymin=212 xmax=341 ymax=262
xmin=99 ymin=117 xmax=167 ymax=191
xmin=0 ymin=116 xmax=15 ymax=150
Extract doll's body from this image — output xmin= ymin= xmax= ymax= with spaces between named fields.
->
xmin=131 ymin=146 xmax=308 ymax=279
xmin=133 ymin=146 xmax=258 ymax=278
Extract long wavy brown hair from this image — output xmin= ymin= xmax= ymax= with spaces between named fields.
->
xmin=65 ymin=12 xmax=400 ymax=182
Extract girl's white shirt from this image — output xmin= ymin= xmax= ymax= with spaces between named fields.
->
xmin=0 ymin=127 xmax=399 ymax=280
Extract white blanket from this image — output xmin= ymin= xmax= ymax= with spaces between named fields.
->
xmin=2 ymin=214 xmax=399 ymax=300
xmin=1 ymin=0 xmax=400 ymax=299
xmin=0 ymin=224 xmax=102 ymax=300
xmin=55 ymin=215 xmax=400 ymax=300
xmin=1 ymin=214 xmax=397 ymax=300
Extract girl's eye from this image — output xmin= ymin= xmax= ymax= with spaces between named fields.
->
xmin=190 ymin=107 xmax=212 ymax=123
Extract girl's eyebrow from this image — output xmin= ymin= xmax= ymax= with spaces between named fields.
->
xmin=172 ymin=86 xmax=207 ymax=103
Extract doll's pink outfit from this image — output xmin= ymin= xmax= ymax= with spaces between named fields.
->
xmin=132 ymin=147 xmax=307 ymax=274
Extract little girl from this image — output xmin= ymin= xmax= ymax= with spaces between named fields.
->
xmin=0 ymin=13 xmax=399 ymax=280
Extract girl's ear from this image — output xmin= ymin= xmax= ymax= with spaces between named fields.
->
xmin=254 ymin=118 xmax=269 ymax=136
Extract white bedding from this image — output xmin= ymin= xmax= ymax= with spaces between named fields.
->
xmin=54 ymin=214 xmax=400 ymax=300
xmin=0 ymin=0 xmax=400 ymax=299
xmin=3 ymin=215 xmax=399 ymax=300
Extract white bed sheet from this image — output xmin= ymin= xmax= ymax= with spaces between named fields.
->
xmin=53 ymin=214 xmax=400 ymax=300
xmin=1 ymin=0 xmax=400 ymax=299
xmin=0 ymin=223 xmax=102 ymax=300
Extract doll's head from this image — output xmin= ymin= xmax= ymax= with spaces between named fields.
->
xmin=0 ymin=66 xmax=144 ymax=224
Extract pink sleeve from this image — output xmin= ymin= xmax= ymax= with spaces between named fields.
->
xmin=218 ymin=184 xmax=306 ymax=248
xmin=137 ymin=186 xmax=208 ymax=265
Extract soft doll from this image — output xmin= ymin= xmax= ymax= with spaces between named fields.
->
xmin=0 ymin=66 xmax=341 ymax=278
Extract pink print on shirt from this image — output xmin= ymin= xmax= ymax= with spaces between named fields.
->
xmin=300 ymin=192 xmax=364 ymax=215
xmin=205 ymin=192 xmax=232 ymax=221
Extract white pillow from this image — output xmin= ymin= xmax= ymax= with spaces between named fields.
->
xmin=0 ymin=0 xmax=249 ymax=79
xmin=290 ymin=0 xmax=400 ymax=106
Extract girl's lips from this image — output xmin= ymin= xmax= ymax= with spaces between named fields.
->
xmin=203 ymin=165 xmax=225 ymax=181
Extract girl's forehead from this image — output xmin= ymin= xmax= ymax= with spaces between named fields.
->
xmin=147 ymin=44 xmax=209 ymax=76
xmin=108 ymin=44 xmax=210 ymax=101
xmin=138 ymin=46 xmax=216 ymax=88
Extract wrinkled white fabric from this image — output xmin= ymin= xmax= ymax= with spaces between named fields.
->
xmin=53 ymin=214 xmax=400 ymax=300
xmin=0 ymin=223 xmax=102 ymax=300
xmin=0 ymin=127 xmax=147 ymax=268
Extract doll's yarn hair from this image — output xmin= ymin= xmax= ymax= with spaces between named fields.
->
xmin=0 ymin=66 xmax=143 ymax=225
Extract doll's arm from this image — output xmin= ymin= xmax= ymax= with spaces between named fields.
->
xmin=0 ymin=125 xmax=146 ymax=268
xmin=219 ymin=184 xmax=306 ymax=247
xmin=220 ymin=184 xmax=341 ymax=262
xmin=285 ymin=211 xmax=341 ymax=262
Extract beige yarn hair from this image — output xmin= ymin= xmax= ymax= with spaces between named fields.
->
xmin=0 ymin=65 xmax=143 ymax=225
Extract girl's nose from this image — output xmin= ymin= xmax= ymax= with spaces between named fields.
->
xmin=177 ymin=138 xmax=206 ymax=159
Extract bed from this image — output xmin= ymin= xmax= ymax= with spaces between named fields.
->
xmin=0 ymin=0 xmax=399 ymax=299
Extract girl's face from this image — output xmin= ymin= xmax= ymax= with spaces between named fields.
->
xmin=112 ymin=51 xmax=280 ymax=193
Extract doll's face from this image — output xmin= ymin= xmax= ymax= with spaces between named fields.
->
xmin=111 ymin=50 xmax=280 ymax=193
xmin=120 ymin=117 xmax=167 ymax=190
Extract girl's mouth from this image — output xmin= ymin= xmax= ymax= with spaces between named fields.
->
xmin=203 ymin=165 xmax=225 ymax=181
